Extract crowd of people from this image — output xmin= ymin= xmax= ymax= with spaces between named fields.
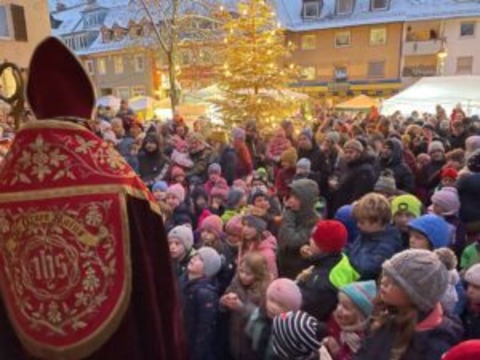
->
xmin=2 ymin=100 xmax=480 ymax=360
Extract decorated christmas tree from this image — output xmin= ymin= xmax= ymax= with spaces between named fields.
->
xmin=214 ymin=0 xmax=300 ymax=129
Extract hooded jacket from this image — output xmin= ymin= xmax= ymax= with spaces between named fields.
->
xmin=278 ymin=179 xmax=320 ymax=279
xmin=380 ymin=139 xmax=415 ymax=193
xmin=138 ymin=134 xmax=169 ymax=184
xmin=346 ymin=226 xmax=403 ymax=280
xmin=330 ymin=156 xmax=377 ymax=215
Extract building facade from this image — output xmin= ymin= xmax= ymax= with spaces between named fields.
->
xmin=50 ymin=0 xmax=223 ymax=100
xmin=275 ymin=0 xmax=480 ymax=105
xmin=0 ymin=0 xmax=50 ymax=68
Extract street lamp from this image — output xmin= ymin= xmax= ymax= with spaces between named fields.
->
xmin=436 ymin=39 xmax=448 ymax=76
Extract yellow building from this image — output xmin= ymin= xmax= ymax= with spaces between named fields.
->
xmin=275 ymin=0 xmax=480 ymax=106
xmin=287 ymin=22 xmax=404 ymax=105
xmin=0 ymin=0 xmax=51 ymax=68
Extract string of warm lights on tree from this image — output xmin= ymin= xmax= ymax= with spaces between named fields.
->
xmin=212 ymin=0 xmax=301 ymax=130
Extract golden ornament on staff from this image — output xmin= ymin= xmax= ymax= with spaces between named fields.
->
xmin=0 ymin=61 xmax=25 ymax=130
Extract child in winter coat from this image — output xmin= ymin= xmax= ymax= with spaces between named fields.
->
xmin=180 ymin=247 xmax=222 ymax=360
xmin=204 ymin=163 xmax=229 ymax=196
xmin=297 ymin=220 xmax=359 ymax=322
xmin=225 ymin=215 xmax=243 ymax=249
xmin=165 ymin=183 xmax=193 ymax=232
xmin=324 ymin=281 xmax=377 ymax=360
xmin=346 ymin=193 xmax=403 ymax=280
xmin=168 ymin=225 xmax=196 ymax=280
xmin=245 ymin=278 xmax=303 ymax=360
xmin=271 ymin=311 xmax=327 ymax=360
xmin=239 ymin=215 xmax=278 ymax=279
xmin=463 ymin=264 xmax=480 ymax=339
xmin=355 ymin=249 xmax=464 ymax=360
xmin=266 ymin=127 xmax=291 ymax=164
xmin=170 ymin=134 xmax=194 ymax=170
xmin=199 ymin=215 xmax=236 ymax=295
xmin=430 ymin=187 xmax=467 ymax=258
xmin=220 ymin=252 xmax=271 ymax=360
xmin=408 ymin=214 xmax=450 ymax=250
xmin=275 ymin=147 xmax=297 ymax=202
xmin=391 ymin=194 xmax=423 ymax=249
xmin=222 ymin=187 xmax=247 ymax=223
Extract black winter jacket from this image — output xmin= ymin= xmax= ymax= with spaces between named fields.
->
xmin=180 ymin=276 xmax=219 ymax=360
xmin=330 ymin=156 xmax=377 ymax=214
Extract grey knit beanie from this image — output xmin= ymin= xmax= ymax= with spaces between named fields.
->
xmin=197 ymin=247 xmax=222 ymax=278
xmin=168 ymin=225 xmax=194 ymax=250
xmin=382 ymin=249 xmax=448 ymax=311
xmin=465 ymin=263 xmax=480 ymax=287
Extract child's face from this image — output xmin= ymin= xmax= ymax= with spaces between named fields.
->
xmin=209 ymin=173 xmax=220 ymax=183
xmin=166 ymin=194 xmax=180 ymax=209
xmin=357 ymin=219 xmax=385 ymax=234
xmin=285 ymin=194 xmax=301 ymax=211
xmin=226 ymin=231 xmax=242 ymax=247
xmin=144 ymin=141 xmax=158 ymax=152
xmin=238 ymin=263 xmax=255 ymax=287
xmin=409 ymin=230 xmax=431 ymax=250
xmin=201 ymin=230 xmax=217 ymax=246
xmin=394 ymin=211 xmax=416 ymax=232
xmin=380 ymin=274 xmax=411 ymax=307
xmin=153 ymin=190 xmax=166 ymax=202
xmin=254 ymin=196 xmax=270 ymax=211
xmin=169 ymin=238 xmax=186 ymax=260
xmin=195 ymin=196 xmax=207 ymax=209
xmin=334 ymin=292 xmax=364 ymax=328
xmin=173 ymin=175 xmax=185 ymax=184
xmin=432 ymin=203 xmax=446 ymax=216
xmin=266 ymin=296 xmax=288 ymax=319
xmin=441 ymin=177 xmax=456 ymax=187
xmin=243 ymin=224 xmax=258 ymax=240
xmin=467 ymin=283 xmax=480 ymax=304
xmin=187 ymin=255 xmax=205 ymax=277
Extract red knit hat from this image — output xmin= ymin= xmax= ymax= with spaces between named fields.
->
xmin=311 ymin=220 xmax=347 ymax=253
xmin=441 ymin=167 xmax=458 ymax=180
xmin=442 ymin=340 xmax=480 ymax=360
xmin=199 ymin=215 xmax=224 ymax=236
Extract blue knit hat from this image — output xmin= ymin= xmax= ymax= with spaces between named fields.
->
xmin=340 ymin=281 xmax=377 ymax=318
xmin=408 ymin=214 xmax=450 ymax=249
xmin=152 ymin=180 xmax=168 ymax=192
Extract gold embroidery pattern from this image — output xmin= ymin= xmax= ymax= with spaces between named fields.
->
xmin=0 ymin=131 xmax=136 ymax=186
xmin=0 ymin=199 xmax=120 ymax=336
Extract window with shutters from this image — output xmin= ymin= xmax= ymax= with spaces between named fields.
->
xmin=368 ymin=61 xmax=385 ymax=78
xmin=85 ymin=60 xmax=95 ymax=75
xmin=336 ymin=0 xmax=354 ymax=15
xmin=0 ymin=5 xmax=11 ymax=38
xmin=456 ymin=56 xmax=473 ymax=75
xmin=114 ymin=56 xmax=124 ymax=74
xmin=10 ymin=5 xmax=28 ymax=41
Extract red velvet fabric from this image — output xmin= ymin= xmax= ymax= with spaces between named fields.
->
xmin=0 ymin=196 xmax=187 ymax=360
xmin=26 ymin=37 xmax=95 ymax=120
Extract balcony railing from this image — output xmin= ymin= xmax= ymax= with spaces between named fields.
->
xmin=404 ymin=40 xmax=442 ymax=56
xmin=402 ymin=65 xmax=437 ymax=77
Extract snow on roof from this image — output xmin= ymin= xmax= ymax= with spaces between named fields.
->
xmin=274 ymin=0 xmax=480 ymax=32
xmin=76 ymin=32 xmax=157 ymax=56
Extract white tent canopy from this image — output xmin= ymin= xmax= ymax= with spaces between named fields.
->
xmin=381 ymin=76 xmax=480 ymax=116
